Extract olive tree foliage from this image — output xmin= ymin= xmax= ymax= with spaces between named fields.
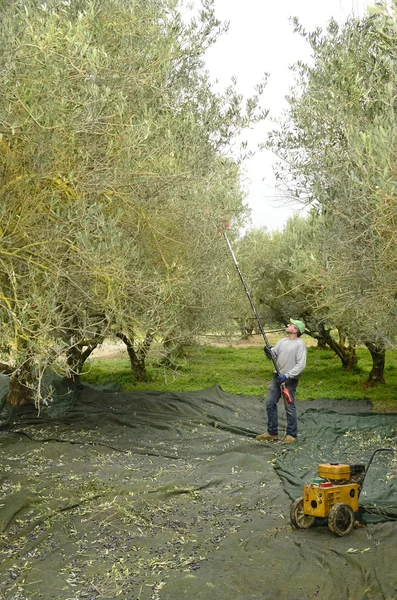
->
xmin=0 ymin=144 xmax=149 ymax=405
xmin=0 ymin=0 xmax=266 ymax=406
xmin=234 ymin=214 xmax=361 ymax=370
xmin=267 ymin=214 xmax=359 ymax=370
xmin=267 ymin=3 xmax=397 ymax=381
xmin=226 ymin=227 xmax=277 ymax=338
xmin=228 ymin=221 xmax=312 ymax=339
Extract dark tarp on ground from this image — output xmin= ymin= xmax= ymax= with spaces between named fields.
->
xmin=0 ymin=379 xmax=396 ymax=600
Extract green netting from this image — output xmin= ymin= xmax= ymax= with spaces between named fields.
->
xmin=0 ymin=381 xmax=396 ymax=600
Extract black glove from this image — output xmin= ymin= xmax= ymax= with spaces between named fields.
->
xmin=264 ymin=346 xmax=273 ymax=360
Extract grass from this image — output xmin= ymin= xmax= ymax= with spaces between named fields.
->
xmin=80 ymin=342 xmax=397 ymax=413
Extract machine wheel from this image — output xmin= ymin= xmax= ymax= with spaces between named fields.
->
xmin=290 ymin=497 xmax=316 ymax=529
xmin=328 ymin=503 xmax=355 ymax=536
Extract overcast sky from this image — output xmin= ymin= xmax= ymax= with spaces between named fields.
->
xmin=203 ymin=0 xmax=372 ymax=231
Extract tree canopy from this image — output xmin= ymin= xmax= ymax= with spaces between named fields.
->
xmin=0 ymin=0 xmax=266 ymax=406
xmin=243 ymin=2 xmax=397 ymax=381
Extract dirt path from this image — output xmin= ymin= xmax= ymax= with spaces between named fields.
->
xmin=90 ymin=336 xmax=264 ymax=360
xmin=91 ymin=334 xmax=316 ymax=360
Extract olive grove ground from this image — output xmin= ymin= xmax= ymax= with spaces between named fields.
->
xmin=0 ymin=379 xmax=396 ymax=600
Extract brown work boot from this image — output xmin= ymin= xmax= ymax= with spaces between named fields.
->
xmin=256 ymin=432 xmax=278 ymax=441
xmin=282 ymin=435 xmax=297 ymax=443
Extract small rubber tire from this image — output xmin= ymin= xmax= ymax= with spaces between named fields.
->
xmin=290 ymin=497 xmax=316 ymax=529
xmin=328 ymin=503 xmax=355 ymax=536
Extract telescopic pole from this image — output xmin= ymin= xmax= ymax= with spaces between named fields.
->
xmin=224 ymin=232 xmax=292 ymax=403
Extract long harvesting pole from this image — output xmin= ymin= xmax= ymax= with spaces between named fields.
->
xmin=224 ymin=232 xmax=292 ymax=404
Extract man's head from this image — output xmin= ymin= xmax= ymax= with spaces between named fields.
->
xmin=288 ymin=319 xmax=305 ymax=336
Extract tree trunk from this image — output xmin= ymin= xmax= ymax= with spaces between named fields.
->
xmin=0 ymin=362 xmax=13 ymax=375
xmin=7 ymin=376 xmax=33 ymax=407
xmin=316 ymin=325 xmax=357 ymax=371
xmin=117 ymin=331 xmax=153 ymax=382
xmin=316 ymin=338 xmax=328 ymax=350
xmin=6 ymin=359 xmax=35 ymax=407
xmin=161 ymin=335 xmax=183 ymax=368
xmin=365 ymin=342 xmax=385 ymax=384
xmin=235 ymin=319 xmax=254 ymax=339
xmin=66 ymin=341 xmax=100 ymax=387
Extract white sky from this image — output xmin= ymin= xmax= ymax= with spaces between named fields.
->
xmin=203 ymin=0 xmax=372 ymax=231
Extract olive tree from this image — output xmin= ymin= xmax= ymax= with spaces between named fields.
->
xmin=268 ymin=3 xmax=397 ymax=382
xmin=235 ymin=214 xmax=360 ymax=370
xmin=0 ymin=0 xmax=266 ymax=404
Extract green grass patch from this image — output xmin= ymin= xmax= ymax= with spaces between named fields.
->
xmin=81 ymin=345 xmax=397 ymax=412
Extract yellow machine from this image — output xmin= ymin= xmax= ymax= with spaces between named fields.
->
xmin=304 ymin=464 xmax=360 ymax=518
xmin=290 ymin=449 xmax=393 ymax=536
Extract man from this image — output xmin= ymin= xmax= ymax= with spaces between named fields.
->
xmin=256 ymin=319 xmax=306 ymax=444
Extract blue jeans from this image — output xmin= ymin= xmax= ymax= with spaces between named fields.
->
xmin=266 ymin=375 xmax=298 ymax=438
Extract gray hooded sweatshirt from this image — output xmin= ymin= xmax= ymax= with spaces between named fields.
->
xmin=272 ymin=337 xmax=307 ymax=379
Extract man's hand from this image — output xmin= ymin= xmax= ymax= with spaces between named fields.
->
xmin=277 ymin=373 xmax=287 ymax=383
xmin=264 ymin=346 xmax=273 ymax=360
